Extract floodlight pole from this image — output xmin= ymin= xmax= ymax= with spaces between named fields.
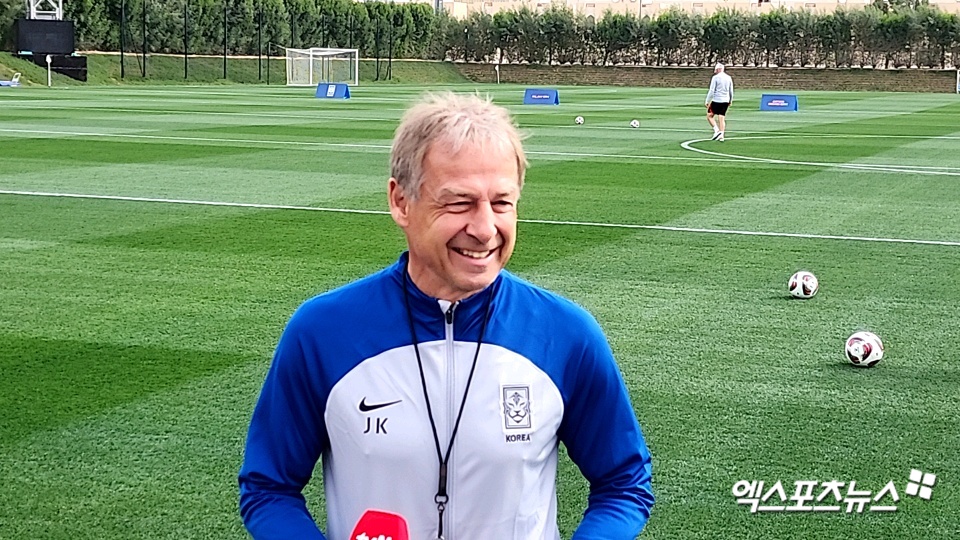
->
xmin=388 ymin=12 xmax=393 ymax=80
xmin=120 ymin=0 xmax=125 ymax=79
xmin=142 ymin=0 xmax=147 ymax=78
xmin=223 ymin=0 xmax=228 ymax=79
xmin=184 ymin=0 xmax=189 ymax=79
xmin=290 ymin=11 xmax=296 ymax=48
xmin=257 ymin=3 xmax=263 ymax=81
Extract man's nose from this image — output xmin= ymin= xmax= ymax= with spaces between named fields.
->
xmin=466 ymin=202 xmax=497 ymax=243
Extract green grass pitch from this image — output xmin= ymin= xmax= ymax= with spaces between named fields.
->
xmin=1 ymin=83 xmax=959 ymax=539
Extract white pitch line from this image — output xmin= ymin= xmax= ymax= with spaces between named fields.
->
xmin=523 ymin=217 xmax=960 ymax=247
xmin=3 ymin=128 xmax=952 ymax=169
xmin=0 ymin=190 xmax=391 ymax=215
xmin=0 ymin=105 xmax=403 ymax=123
xmin=3 ymin=189 xmax=958 ymax=247
xmin=0 ymin=128 xmax=738 ymax=163
xmin=680 ymin=137 xmax=960 ymax=176
xmin=0 ymin=128 xmax=392 ymax=151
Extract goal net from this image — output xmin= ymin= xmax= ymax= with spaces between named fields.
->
xmin=285 ymin=47 xmax=359 ymax=87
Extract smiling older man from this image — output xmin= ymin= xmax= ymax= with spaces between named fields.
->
xmin=239 ymin=92 xmax=655 ymax=540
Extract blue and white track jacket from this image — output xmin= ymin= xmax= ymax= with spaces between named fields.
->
xmin=239 ymin=253 xmax=654 ymax=539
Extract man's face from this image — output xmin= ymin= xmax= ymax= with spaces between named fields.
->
xmin=389 ymin=140 xmax=520 ymax=302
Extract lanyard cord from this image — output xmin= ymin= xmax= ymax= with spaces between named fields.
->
xmin=401 ymin=265 xmax=494 ymax=540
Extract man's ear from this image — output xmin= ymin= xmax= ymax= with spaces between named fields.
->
xmin=388 ymin=178 xmax=409 ymax=228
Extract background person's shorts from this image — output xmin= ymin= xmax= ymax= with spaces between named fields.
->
xmin=709 ymin=102 xmax=730 ymax=115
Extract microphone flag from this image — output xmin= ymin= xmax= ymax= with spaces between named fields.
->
xmin=349 ymin=509 xmax=410 ymax=540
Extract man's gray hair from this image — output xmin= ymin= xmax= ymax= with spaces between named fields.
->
xmin=390 ymin=92 xmax=527 ymax=199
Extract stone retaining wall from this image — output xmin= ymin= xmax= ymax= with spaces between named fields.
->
xmin=457 ymin=64 xmax=958 ymax=93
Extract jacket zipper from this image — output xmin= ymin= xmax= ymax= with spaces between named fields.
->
xmin=443 ymin=301 xmax=457 ymax=538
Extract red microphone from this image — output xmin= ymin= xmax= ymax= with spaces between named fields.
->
xmin=349 ymin=509 xmax=409 ymax=540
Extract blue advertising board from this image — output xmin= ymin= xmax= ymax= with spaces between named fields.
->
xmin=316 ymin=83 xmax=351 ymax=99
xmin=760 ymin=94 xmax=799 ymax=111
xmin=523 ymin=88 xmax=560 ymax=105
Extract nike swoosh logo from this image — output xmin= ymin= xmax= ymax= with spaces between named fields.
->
xmin=359 ymin=398 xmax=402 ymax=412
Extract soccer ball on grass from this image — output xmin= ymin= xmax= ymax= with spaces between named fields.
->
xmin=845 ymin=331 xmax=884 ymax=368
xmin=574 ymin=116 xmax=584 ymax=125
xmin=630 ymin=119 xmax=640 ymax=128
xmin=788 ymin=271 xmax=819 ymax=299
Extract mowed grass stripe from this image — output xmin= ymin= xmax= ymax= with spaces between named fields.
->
xmin=0 ymin=137 xmax=261 ymax=164
xmin=0 ymin=336 xmax=261 ymax=448
xmin=0 ymin=361 xmax=272 ymax=540
xmin=670 ymin=129 xmax=960 ymax=242
xmin=7 ymin=190 xmax=960 ymax=248
xmin=515 ymin=227 xmax=960 ymax=539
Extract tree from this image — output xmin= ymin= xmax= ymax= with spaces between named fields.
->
xmin=464 ymin=11 xmax=494 ymax=62
xmin=917 ymin=7 xmax=959 ymax=68
xmin=875 ymin=10 xmax=921 ymax=67
xmin=850 ymin=7 xmax=883 ymax=66
xmin=540 ymin=4 xmax=576 ymax=65
xmin=651 ymin=8 xmax=689 ymax=65
xmin=492 ymin=10 xmax=519 ymax=63
xmin=425 ymin=8 xmax=454 ymax=61
xmin=343 ymin=2 xmax=371 ymax=55
xmin=513 ymin=6 xmax=544 ymax=64
xmin=816 ymin=9 xmax=853 ymax=67
xmin=7 ymin=0 xmax=958 ymax=71
xmin=595 ymin=11 xmax=636 ymax=65
xmin=259 ymin=0 xmax=291 ymax=54
xmin=755 ymin=9 xmax=789 ymax=66
xmin=406 ymin=3 xmax=436 ymax=59
xmin=65 ymin=0 xmax=112 ymax=49
xmin=702 ymin=8 xmax=749 ymax=65
xmin=576 ymin=12 xmax=600 ymax=65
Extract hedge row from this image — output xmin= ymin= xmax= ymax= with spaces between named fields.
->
xmin=2 ymin=1 xmax=958 ymax=68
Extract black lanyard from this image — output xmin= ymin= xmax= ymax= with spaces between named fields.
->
xmin=401 ymin=265 xmax=494 ymax=540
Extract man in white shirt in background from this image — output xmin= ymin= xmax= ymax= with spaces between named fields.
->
xmin=705 ymin=63 xmax=734 ymax=142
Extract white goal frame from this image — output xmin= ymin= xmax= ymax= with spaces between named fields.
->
xmin=285 ymin=47 xmax=359 ymax=87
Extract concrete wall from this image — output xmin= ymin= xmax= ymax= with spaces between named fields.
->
xmin=457 ymin=63 xmax=959 ymax=92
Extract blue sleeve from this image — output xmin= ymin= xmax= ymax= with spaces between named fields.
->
xmin=560 ymin=317 xmax=654 ymax=539
xmin=239 ymin=311 xmax=329 ymax=540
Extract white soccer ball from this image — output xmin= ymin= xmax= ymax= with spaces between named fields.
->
xmin=630 ymin=119 xmax=640 ymax=128
xmin=845 ymin=331 xmax=884 ymax=368
xmin=575 ymin=116 xmax=584 ymax=125
xmin=788 ymin=270 xmax=819 ymax=299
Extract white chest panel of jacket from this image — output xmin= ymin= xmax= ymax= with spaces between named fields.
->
xmin=324 ymin=340 xmax=565 ymax=540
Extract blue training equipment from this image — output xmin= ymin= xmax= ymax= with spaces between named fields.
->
xmin=523 ymin=88 xmax=560 ymax=105
xmin=0 ymin=73 xmax=21 ymax=87
xmin=315 ymin=83 xmax=350 ymax=99
xmin=760 ymin=94 xmax=799 ymax=112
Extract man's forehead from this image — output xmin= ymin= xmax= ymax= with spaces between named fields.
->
xmin=434 ymin=182 xmax=519 ymax=198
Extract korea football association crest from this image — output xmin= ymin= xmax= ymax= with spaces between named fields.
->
xmin=502 ymin=385 xmax=531 ymax=430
